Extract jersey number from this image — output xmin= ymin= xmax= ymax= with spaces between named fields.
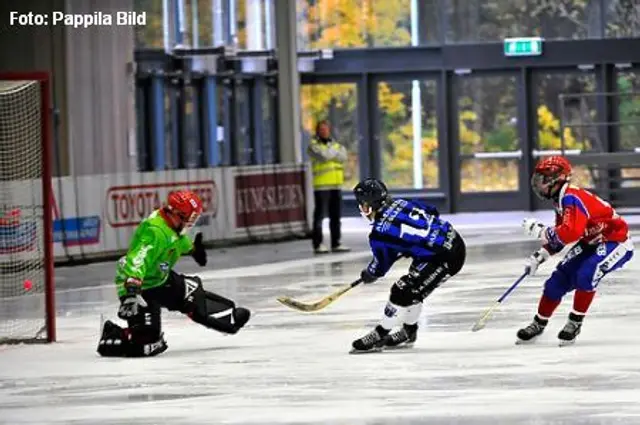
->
xmin=400 ymin=208 xmax=433 ymax=239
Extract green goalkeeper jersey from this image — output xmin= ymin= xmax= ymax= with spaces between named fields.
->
xmin=115 ymin=210 xmax=194 ymax=297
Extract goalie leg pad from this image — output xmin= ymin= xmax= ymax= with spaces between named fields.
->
xmin=126 ymin=297 xmax=162 ymax=342
xmin=160 ymin=272 xmax=251 ymax=334
xmin=125 ymin=297 xmax=167 ymax=357
xmin=97 ymin=319 xmax=167 ymax=358
xmin=97 ymin=320 xmax=129 ymax=357
xmin=189 ymin=291 xmax=251 ymax=334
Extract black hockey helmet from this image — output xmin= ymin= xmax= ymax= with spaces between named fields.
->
xmin=353 ymin=178 xmax=390 ymax=220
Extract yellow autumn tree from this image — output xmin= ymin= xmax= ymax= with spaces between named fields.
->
xmin=537 ymin=104 xmax=579 ymax=150
xmin=299 ymin=0 xmax=411 ymax=189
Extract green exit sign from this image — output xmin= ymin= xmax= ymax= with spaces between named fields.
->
xmin=504 ymin=37 xmax=543 ymax=57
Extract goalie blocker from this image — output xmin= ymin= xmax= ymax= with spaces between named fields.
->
xmin=98 ymin=271 xmax=251 ymax=357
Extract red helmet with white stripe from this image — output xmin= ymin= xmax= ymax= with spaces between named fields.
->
xmin=531 ymin=156 xmax=572 ymax=200
xmin=164 ymin=190 xmax=203 ymax=234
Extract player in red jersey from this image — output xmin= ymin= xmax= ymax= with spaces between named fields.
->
xmin=518 ymin=156 xmax=634 ymax=345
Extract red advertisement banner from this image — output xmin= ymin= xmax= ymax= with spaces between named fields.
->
xmin=235 ymin=171 xmax=306 ymax=229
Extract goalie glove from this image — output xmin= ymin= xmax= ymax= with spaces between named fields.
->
xmin=191 ymin=232 xmax=207 ymax=266
xmin=522 ymin=218 xmax=547 ymax=240
xmin=524 ymin=247 xmax=551 ymax=276
xmin=117 ymin=277 xmax=148 ymax=320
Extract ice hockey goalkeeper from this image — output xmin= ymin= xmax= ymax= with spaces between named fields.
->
xmin=97 ymin=190 xmax=251 ymax=357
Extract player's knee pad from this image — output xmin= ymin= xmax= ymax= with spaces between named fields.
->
xmin=389 ymin=277 xmax=416 ymax=307
xmin=179 ymin=275 xmax=205 ymax=314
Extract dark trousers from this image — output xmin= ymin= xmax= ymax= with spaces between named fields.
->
xmin=312 ymin=189 xmax=342 ymax=249
xmin=126 ymin=271 xmax=238 ymax=342
xmin=126 ymin=271 xmax=197 ymax=343
xmin=390 ymin=232 xmax=467 ymax=307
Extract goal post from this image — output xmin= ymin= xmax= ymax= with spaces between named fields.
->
xmin=0 ymin=72 xmax=55 ymax=343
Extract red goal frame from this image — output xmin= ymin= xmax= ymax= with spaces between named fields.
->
xmin=0 ymin=72 xmax=56 ymax=343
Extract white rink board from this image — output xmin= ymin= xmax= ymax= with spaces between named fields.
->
xmin=1 ymin=248 xmax=639 ymax=425
xmin=0 ymin=163 xmax=312 ymax=263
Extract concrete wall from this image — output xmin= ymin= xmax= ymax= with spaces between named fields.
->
xmin=64 ymin=0 xmax=137 ymax=176
xmin=0 ymin=0 xmax=69 ymax=176
xmin=0 ymin=0 xmax=137 ymax=176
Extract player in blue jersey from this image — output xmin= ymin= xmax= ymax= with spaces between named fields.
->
xmin=350 ymin=178 xmax=466 ymax=353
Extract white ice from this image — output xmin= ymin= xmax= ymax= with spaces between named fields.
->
xmin=1 ymin=215 xmax=640 ymax=425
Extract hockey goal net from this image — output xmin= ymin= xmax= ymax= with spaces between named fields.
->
xmin=0 ymin=73 xmax=55 ymax=343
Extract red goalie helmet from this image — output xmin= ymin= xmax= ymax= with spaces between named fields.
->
xmin=164 ymin=190 xmax=203 ymax=234
xmin=531 ymin=156 xmax=572 ymax=200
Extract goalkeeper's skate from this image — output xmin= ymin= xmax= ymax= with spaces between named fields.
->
xmin=350 ymin=326 xmax=387 ymax=354
xmin=384 ymin=324 xmax=418 ymax=350
xmin=516 ymin=315 xmax=547 ymax=344
xmin=558 ymin=313 xmax=583 ymax=346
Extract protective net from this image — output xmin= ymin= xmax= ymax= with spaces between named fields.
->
xmin=0 ymin=79 xmax=51 ymax=342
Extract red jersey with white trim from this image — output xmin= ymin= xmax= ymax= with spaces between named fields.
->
xmin=544 ymin=184 xmax=629 ymax=251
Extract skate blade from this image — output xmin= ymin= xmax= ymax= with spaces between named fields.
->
xmin=558 ymin=339 xmax=576 ymax=347
xmin=384 ymin=342 xmax=415 ymax=351
xmin=515 ymin=337 xmax=538 ymax=345
xmin=349 ymin=346 xmax=384 ymax=355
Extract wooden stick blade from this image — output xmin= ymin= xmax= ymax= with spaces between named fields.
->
xmin=471 ymin=302 xmax=500 ymax=332
xmin=276 ymin=285 xmax=353 ymax=313
xmin=276 ymin=295 xmax=327 ymax=312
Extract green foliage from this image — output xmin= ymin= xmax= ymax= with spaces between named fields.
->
xmin=617 ymin=75 xmax=640 ymax=150
xmin=537 ymin=104 xmax=579 ymax=150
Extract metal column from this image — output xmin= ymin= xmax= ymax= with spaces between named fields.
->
xmin=518 ymin=67 xmax=535 ymax=210
xmin=437 ymin=70 xmax=457 ymax=213
xmin=274 ymin=0 xmax=302 ymax=163
xmin=204 ymin=76 xmax=220 ymax=166
xmin=151 ymin=74 xmax=166 ymax=170
xmin=357 ymin=74 xmax=372 ymax=180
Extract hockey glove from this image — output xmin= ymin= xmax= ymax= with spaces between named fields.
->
xmin=524 ymin=247 xmax=551 ymax=276
xmin=191 ymin=232 xmax=207 ymax=266
xmin=117 ymin=278 xmax=148 ymax=320
xmin=360 ymin=268 xmax=378 ymax=284
xmin=522 ymin=218 xmax=547 ymax=239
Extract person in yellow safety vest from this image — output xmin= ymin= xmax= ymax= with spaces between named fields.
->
xmin=307 ymin=120 xmax=351 ymax=254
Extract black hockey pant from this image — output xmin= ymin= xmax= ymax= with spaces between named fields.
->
xmin=389 ymin=231 xmax=466 ymax=307
xmin=127 ymin=271 xmax=245 ymax=344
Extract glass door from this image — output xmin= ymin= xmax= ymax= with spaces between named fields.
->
xmin=300 ymin=82 xmax=360 ymax=190
xmin=374 ymin=78 xmax=440 ymax=191
xmin=531 ymin=69 xmax=598 ymax=210
xmin=454 ymin=72 xmax=524 ymax=211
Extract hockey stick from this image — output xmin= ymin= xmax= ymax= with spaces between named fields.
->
xmin=471 ymin=270 xmax=529 ymax=332
xmin=277 ymin=278 xmax=364 ymax=312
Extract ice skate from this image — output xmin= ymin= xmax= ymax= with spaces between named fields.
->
xmin=350 ymin=326 xmax=387 ymax=354
xmin=516 ymin=315 xmax=547 ymax=344
xmin=384 ymin=324 xmax=417 ymax=350
xmin=558 ymin=313 xmax=582 ymax=346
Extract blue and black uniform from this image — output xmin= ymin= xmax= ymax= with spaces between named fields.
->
xmin=364 ymin=198 xmax=466 ymax=307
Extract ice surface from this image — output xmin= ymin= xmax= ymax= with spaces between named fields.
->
xmin=1 ymin=218 xmax=640 ymax=425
